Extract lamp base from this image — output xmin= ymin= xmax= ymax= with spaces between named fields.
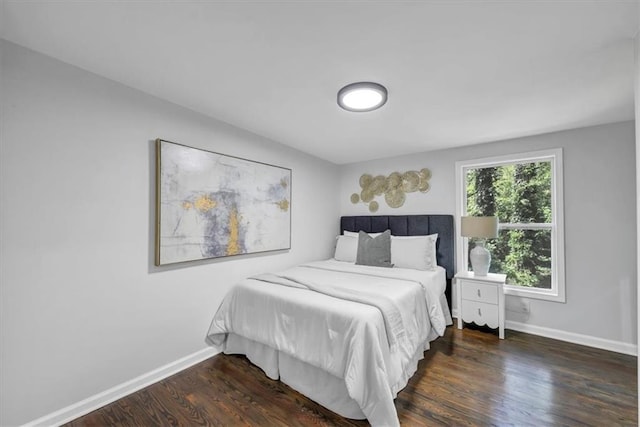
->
xmin=470 ymin=240 xmax=491 ymax=276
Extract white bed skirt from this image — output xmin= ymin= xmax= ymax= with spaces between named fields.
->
xmin=226 ymin=333 xmax=388 ymax=419
xmin=224 ymin=292 xmax=450 ymax=421
xmin=222 ymin=292 xmax=452 ymax=421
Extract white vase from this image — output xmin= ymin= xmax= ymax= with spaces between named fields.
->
xmin=470 ymin=239 xmax=491 ymax=276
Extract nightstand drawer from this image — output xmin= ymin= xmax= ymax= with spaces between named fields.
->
xmin=460 ymin=280 xmax=498 ymax=304
xmin=461 ymin=300 xmax=499 ymax=329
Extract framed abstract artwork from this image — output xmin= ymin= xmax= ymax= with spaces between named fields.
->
xmin=155 ymin=139 xmax=291 ymax=265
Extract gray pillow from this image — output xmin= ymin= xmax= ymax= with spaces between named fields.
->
xmin=356 ymin=230 xmax=393 ymax=268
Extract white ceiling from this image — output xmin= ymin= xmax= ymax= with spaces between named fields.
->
xmin=1 ymin=1 xmax=638 ymax=164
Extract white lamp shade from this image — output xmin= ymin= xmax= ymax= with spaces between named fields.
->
xmin=461 ymin=216 xmax=498 ymax=239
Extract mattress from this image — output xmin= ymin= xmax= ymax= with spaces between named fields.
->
xmin=206 ymin=259 xmax=451 ymax=427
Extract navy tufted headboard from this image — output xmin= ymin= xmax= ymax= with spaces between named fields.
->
xmin=340 ymin=215 xmax=455 ymax=310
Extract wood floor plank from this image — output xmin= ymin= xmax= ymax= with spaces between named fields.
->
xmin=65 ymin=327 xmax=637 ymax=426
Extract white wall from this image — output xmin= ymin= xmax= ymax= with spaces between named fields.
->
xmin=634 ymin=2 xmax=639 ymax=414
xmin=1 ymin=35 xmax=636 ymax=426
xmin=0 ymin=40 xmax=340 ymax=426
xmin=340 ymin=122 xmax=637 ymax=348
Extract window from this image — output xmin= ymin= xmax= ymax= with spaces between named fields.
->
xmin=455 ymin=149 xmax=565 ymax=302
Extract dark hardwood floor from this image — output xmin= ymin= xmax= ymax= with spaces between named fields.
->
xmin=65 ymin=327 xmax=637 ymax=426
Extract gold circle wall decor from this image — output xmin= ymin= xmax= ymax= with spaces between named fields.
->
xmin=385 ymin=189 xmax=406 ymax=208
xmin=360 ymin=187 xmax=375 ymax=203
xmin=353 ymin=168 xmax=432 ymax=210
xmin=401 ymin=171 xmax=420 ymax=192
xmin=418 ymin=168 xmax=431 ymax=193
xmin=386 ymin=172 xmax=401 ymax=190
xmin=420 ymin=168 xmax=432 ymax=180
xmin=359 ymin=174 xmax=373 ymax=188
xmin=371 ymin=175 xmax=386 ymax=195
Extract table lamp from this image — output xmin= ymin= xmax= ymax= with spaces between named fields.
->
xmin=461 ymin=216 xmax=499 ymax=276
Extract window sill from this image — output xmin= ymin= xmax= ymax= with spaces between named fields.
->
xmin=504 ymin=285 xmax=566 ymax=303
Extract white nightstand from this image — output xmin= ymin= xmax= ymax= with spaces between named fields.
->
xmin=455 ymin=271 xmax=507 ymax=339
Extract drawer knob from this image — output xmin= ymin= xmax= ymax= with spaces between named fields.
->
xmin=477 ymin=289 xmax=481 ymax=298
xmin=478 ymin=308 xmax=482 ymax=316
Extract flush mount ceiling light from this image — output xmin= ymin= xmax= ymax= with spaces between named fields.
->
xmin=337 ymin=82 xmax=388 ymax=112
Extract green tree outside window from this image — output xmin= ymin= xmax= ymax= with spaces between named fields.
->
xmin=466 ymin=161 xmax=552 ymax=288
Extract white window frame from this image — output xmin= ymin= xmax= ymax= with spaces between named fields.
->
xmin=455 ymin=148 xmax=565 ymax=303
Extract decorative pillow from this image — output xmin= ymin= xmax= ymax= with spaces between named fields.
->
xmin=391 ymin=234 xmax=438 ymax=271
xmin=356 ymin=230 xmax=393 ymax=268
xmin=334 ymin=235 xmax=358 ymax=262
xmin=344 ymin=230 xmax=385 ymax=238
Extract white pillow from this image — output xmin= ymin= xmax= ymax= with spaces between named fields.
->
xmin=334 ymin=235 xmax=358 ymax=262
xmin=343 ymin=230 xmax=385 ymax=238
xmin=391 ymin=234 xmax=438 ymax=271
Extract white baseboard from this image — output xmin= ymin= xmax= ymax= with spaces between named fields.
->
xmin=505 ymin=320 xmax=638 ymax=356
xmin=21 ymin=319 xmax=637 ymax=426
xmin=23 ymin=347 xmax=220 ymax=427
xmin=452 ymin=313 xmax=637 ymax=356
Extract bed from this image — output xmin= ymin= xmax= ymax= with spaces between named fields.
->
xmin=206 ymin=215 xmax=455 ymax=427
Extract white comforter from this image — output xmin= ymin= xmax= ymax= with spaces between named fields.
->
xmin=206 ymin=260 xmax=448 ymax=427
